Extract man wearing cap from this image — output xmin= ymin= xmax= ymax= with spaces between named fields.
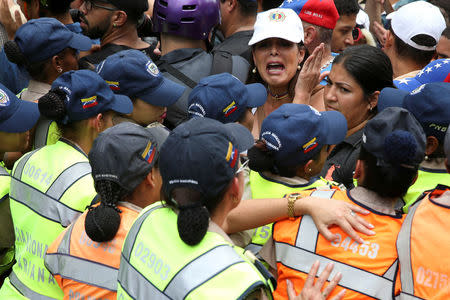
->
xmin=45 ymin=122 xmax=169 ymax=300
xmin=280 ymin=0 xmax=340 ymax=84
xmin=214 ymin=0 xmax=258 ymax=63
xmin=97 ymin=49 xmax=185 ymax=126
xmin=77 ymin=0 xmax=157 ymax=69
xmin=0 ymin=83 xmax=40 ymax=284
xmin=394 ymin=126 xmax=450 ymax=300
xmin=187 ymin=73 xmax=266 ymax=132
xmin=378 ymin=82 xmax=450 ymax=213
xmin=383 ymin=1 xmax=446 ymax=79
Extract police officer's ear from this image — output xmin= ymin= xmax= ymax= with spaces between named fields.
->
xmin=228 ymin=176 xmax=242 ymax=209
xmin=93 ymin=112 xmax=113 ymax=133
xmin=111 ymin=10 xmax=128 ymax=28
xmin=425 ymin=136 xmax=440 ymax=156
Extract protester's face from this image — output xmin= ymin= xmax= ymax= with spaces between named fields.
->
xmin=324 ymin=63 xmax=370 ymax=131
xmin=331 ymin=15 xmax=356 ymax=53
xmin=131 ymin=98 xmax=167 ymax=126
xmin=0 ymin=131 xmax=29 ymax=152
xmin=79 ymin=0 xmax=115 ymax=39
xmin=436 ymin=36 xmax=450 ymax=59
xmin=252 ymin=38 xmax=305 ymax=89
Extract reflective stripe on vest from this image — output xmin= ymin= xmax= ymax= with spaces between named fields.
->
xmin=119 ymin=204 xmax=172 ymax=299
xmin=44 ymin=225 xmax=118 ymax=291
xmin=275 ymin=190 xmax=397 ymax=299
xmin=119 ymin=204 xmax=270 ymax=299
xmin=10 ymin=161 xmax=91 ymax=227
xmin=164 ymin=245 xmax=244 ymax=299
xmin=0 ymin=166 xmax=8 ymax=175
xmin=396 ymin=202 xmax=423 ymax=300
xmin=9 ymin=271 xmax=57 ymax=300
xmin=34 ymin=119 xmax=52 ymax=149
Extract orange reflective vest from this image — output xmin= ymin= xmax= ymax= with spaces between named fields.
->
xmin=273 ymin=189 xmax=405 ymax=300
xmin=44 ymin=203 xmax=140 ymax=300
xmin=395 ymin=184 xmax=450 ymax=300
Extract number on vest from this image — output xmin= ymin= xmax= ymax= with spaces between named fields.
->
xmin=330 ymin=234 xmax=380 ymax=259
xmin=416 ymin=266 xmax=448 ymax=289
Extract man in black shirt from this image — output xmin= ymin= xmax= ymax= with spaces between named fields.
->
xmin=214 ymin=0 xmax=258 ymax=63
xmin=77 ymin=0 xmax=157 ymax=69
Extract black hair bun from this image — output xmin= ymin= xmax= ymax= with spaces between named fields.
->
xmin=85 ymin=205 xmax=121 ymax=242
xmin=248 ymin=144 xmax=276 ymax=173
xmin=4 ymin=41 xmax=27 ymax=66
xmin=38 ymin=89 xmax=67 ymax=121
xmin=177 ymin=206 xmax=209 ymax=246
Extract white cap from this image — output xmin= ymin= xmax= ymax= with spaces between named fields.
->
xmin=356 ymin=9 xmax=370 ymax=30
xmin=248 ymin=8 xmax=304 ymax=46
xmin=387 ymin=1 xmax=445 ymax=51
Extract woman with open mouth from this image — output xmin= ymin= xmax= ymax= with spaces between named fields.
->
xmin=247 ymin=8 xmax=308 ymax=138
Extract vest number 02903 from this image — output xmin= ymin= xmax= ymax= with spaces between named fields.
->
xmin=330 ymin=234 xmax=379 ymax=259
xmin=133 ymin=241 xmax=171 ymax=281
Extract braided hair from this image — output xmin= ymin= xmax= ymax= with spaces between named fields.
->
xmin=84 ymin=180 xmax=128 ymax=242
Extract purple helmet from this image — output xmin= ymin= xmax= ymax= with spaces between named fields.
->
xmin=153 ymin=0 xmax=221 ymax=40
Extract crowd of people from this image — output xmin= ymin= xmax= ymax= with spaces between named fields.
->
xmin=0 ymin=0 xmax=449 ymax=299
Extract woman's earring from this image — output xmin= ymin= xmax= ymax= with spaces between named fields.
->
xmin=252 ymin=67 xmax=257 ymax=74
xmin=297 ymin=64 xmax=301 ymax=70
xmin=57 ymin=67 xmax=63 ymax=73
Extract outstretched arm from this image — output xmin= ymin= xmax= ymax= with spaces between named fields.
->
xmin=224 ymin=196 xmax=374 ymax=244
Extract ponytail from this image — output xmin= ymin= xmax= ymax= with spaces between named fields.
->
xmin=84 ymin=181 xmax=127 ymax=242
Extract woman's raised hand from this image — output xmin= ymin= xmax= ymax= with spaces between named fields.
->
xmin=293 ymin=43 xmax=327 ymax=105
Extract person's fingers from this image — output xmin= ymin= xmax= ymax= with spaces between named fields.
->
xmin=335 ymin=218 xmax=364 ymax=244
xmin=14 ymin=9 xmax=24 ymax=26
xmin=317 ymin=224 xmax=339 ymax=242
xmin=344 ymin=203 xmax=370 ymax=215
xmin=286 ymin=279 xmax=298 ymax=300
xmin=304 ymin=260 xmax=320 ymax=287
xmin=330 ymin=289 xmax=346 ymax=300
xmin=318 ymin=71 xmax=330 ymax=83
xmin=322 ymin=271 xmax=342 ymax=297
xmin=315 ymin=262 xmax=333 ymax=290
xmin=313 ymin=45 xmax=324 ymax=71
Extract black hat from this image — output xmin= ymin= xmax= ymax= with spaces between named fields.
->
xmin=159 ymin=117 xmax=254 ymax=203
xmin=89 ymin=122 xmax=169 ymax=192
xmin=107 ymin=0 xmax=148 ymax=18
xmin=362 ymin=107 xmax=426 ymax=168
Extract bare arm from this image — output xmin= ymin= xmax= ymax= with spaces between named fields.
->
xmin=224 ymin=196 xmax=375 ymax=244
